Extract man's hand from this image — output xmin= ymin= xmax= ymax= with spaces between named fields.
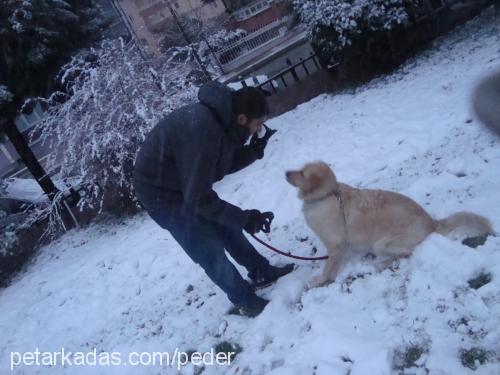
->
xmin=244 ymin=209 xmax=274 ymax=234
xmin=250 ymin=124 xmax=277 ymax=159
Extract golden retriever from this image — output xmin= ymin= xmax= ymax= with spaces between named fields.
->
xmin=285 ymin=161 xmax=494 ymax=288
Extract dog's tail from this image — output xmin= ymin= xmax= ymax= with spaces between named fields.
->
xmin=434 ymin=211 xmax=495 ymax=237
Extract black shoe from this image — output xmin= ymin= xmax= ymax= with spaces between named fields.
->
xmin=227 ymin=296 xmax=269 ymax=318
xmin=249 ymin=263 xmax=295 ymax=289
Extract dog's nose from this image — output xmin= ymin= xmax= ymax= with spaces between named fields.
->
xmin=285 ymin=171 xmax=292 ymax=178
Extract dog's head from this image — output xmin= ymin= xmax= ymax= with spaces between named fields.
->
xmin=285 ymin=161 xmax=339 ymax=202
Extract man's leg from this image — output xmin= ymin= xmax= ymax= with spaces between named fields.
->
xmin=215 ymin=223 xmax=295 ymax=287
xmin=147 ymin=206 xmax=261 ymax=309
xmin=216 ymin=223 xmax=270 ymax=277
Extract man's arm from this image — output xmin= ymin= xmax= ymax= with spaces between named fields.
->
xmin=174 ymin=129 xmax=249 ymax=229
xmin=229 ymin=125 xmax=277 ymax=174
xmin=228 ymin=145 xmax=260 ymax=174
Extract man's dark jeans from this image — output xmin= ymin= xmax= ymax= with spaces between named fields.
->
xmin=144 ymin=202 xmax=270 ymax=309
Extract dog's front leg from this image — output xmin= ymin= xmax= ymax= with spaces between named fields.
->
xmin=308 ymin=247 xmax=343 ymax=289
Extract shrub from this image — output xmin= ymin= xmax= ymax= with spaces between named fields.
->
xmin=294 ymin=0 xmax=420 ymax=64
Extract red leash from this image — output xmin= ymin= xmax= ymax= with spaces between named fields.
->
xmin=250 ymin=233 xmax=329 ymax=261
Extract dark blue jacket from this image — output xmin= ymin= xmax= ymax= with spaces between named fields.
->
xmin=133 ymin=82 xmax=262 ymax=228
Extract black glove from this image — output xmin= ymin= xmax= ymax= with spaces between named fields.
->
xmin=250 ymin=124 xmax=277 ymax=159
xmin=244 ymin=209 xmax=274 ymax=234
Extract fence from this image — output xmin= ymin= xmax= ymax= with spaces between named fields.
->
xmin=216 ymin=16 xmax=291 ymax=66
xmin=257 ymin=52 xmax=322 ymax=94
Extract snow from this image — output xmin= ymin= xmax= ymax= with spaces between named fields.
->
xmin=3 ymin=178 xmax=48 ymax=203
xmin=2 ymin=8 xmax=500 ymax=375
xmin=2 ymin=177 xmax=79 ymax=204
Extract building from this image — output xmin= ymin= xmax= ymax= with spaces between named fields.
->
xmin=214 ymin=0 xmax=295 ymax=73
xmin=230 ymin=0 xmax=290 ymax=33
xmin=113 ymin=0 xmax=227 ymax=55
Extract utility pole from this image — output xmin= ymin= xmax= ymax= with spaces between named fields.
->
xmin=165 ymin=1 xmax=212 ymax=81
xmin=0 ymin=116 xmax=80 ymax=229
xmin=0 ymin=117 xmax=59 ymax=201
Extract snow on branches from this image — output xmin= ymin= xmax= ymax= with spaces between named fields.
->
xmin=0 ymin=85 xmax=14 ymax=105
xmin=294 ymin=0 xmax=418 ymax=57
xmin=31 ymin=39 xmax=199 ymax=217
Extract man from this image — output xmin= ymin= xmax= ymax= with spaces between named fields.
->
xmin=133 ymin=81 xmax=294 ymax=317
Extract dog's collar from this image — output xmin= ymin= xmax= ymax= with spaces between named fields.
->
xmin=303 ymin=189 xmax=340 ymax=205
xmin=303 ymin=188 xmax=349 ymax=249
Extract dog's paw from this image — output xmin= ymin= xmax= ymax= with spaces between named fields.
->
xmin=307 ymin=275 xmax=327 ymax=290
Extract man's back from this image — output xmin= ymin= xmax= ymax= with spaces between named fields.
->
xmin=133 ymin=82 xmax=244 ymax=209
xmin=134 ymin=103 xmax=216 ymax=196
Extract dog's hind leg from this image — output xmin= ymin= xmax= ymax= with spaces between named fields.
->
xmin=373 ymin=236 xmax=414 ymax=270
xmin=373 ymin=236 xmax=415 ymax=257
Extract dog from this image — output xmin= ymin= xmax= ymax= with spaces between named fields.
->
xmin=285 ymin=161 xmax=494 ymax=288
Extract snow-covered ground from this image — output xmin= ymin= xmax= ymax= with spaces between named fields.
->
xmin=2 ymin=7 xmax=500 ymax=375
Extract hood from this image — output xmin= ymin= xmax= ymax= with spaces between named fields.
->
xmin=198 ymin=81 xmax=250 ymax=144
xmin=198 ymin=81 xmax=235 ymax=129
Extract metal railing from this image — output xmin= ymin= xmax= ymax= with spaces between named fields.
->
xmin=256 ymin=52 xmax=321 ymax=95
xmin=216 ymin=16 xmax=291 ymax=66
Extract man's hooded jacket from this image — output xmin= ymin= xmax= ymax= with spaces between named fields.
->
xmin=133 ymin=82 xmax=263 ymax=229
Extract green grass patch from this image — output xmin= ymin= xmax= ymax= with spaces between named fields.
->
xmin=468 ymin=272 xmax=493 ymax=290
xmin=393 ymin=344 xmax=427 ymax=371
xmin=215 ymin=341 xmax=242 ymax=362
xmin=462 ymin=235 xmax=489 ymax=249
xmin=460 ymin=347 xmax=489 ymax=370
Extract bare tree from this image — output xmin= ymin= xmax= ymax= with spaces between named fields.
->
xmin=30 ymin=39 xmax=199 ymax=231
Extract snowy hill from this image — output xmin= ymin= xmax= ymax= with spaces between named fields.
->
xmin=1 ymin=7 xmax=500 ymax=375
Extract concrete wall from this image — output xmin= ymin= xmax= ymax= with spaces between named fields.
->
xmin=266 ymin=69 xmax=335 ymax=118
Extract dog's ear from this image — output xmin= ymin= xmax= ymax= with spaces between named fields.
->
xmin=304 ymin=172 xmax=321 ymax=194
